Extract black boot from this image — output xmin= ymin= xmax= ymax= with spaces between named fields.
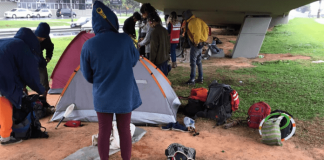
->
xmin=185 ymin=79 xmax=195 ymax=85
xmin=195 ymin=78 xmax=203 ymax=84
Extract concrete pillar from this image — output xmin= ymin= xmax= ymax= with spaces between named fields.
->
xmin=232 ymin=16 xmax=272 ymax=59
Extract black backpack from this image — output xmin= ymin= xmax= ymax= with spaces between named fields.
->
xmin=196 ymin=80 xmax=233 ymax=126
xmin=12 ymin=94 xmax=49 ymax=140
xmin=183 ymin=98 xmax=205 ymax=118
xmin=270 ymin=110 xmax=295 ymax=139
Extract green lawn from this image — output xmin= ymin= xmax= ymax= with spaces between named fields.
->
xmin=169 ymin=18 xmax=324 ymax=120
xmin=48 ymin=18 xmax=324 ymax=121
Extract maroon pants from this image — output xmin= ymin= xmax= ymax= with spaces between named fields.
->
xmin=96 ymin=112 xmax=132 ymax=160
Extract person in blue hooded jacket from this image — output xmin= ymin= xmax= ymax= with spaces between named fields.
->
xmin=80 ymin=1 xmax=142 ymax=160
xmin=0 ymin=28 xmax=45 ymax=145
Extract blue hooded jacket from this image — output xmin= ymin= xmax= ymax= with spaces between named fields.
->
xmin=0 ymin=28 xmax=45 ymax=108
xmin=80 ymin=1 xmax=142 ymax=113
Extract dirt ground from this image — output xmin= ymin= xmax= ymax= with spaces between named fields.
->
xmin=0 ymin=30 xmax=322 ymax=160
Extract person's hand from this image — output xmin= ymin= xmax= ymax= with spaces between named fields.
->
xmin=139 ymin=38 xmax=144 ymax=42
xmin=46 ymin=58 xmax=51 ymax=63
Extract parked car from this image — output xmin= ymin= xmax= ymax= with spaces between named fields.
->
xmin=81 ymin=19 xmax=92 ymax=30
xmin=71 ymin=17 xmax=91 ymax=28
xmin=31 ymin=9 xmax=52 ymax=18
xmin=4 ymin=8 xmax=32 ymax=18
xmin=56 ymin=8 xmax=76 ymax=18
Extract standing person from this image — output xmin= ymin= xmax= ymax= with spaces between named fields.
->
xmin=138 ymin=3 xmax=158 ymax=59
xmin=80 ymin=1 xmax=142 ymax=160
xmin=167 ymin=11 xmax=181 ymax=68
xmin=149 ymin=13 xmax=171 ymax=76
xmin=0 ymin=28 xmax=45 ymax=145
xmin=182 ymin=10 xmax=209 ymax=85
xmin=138 ymin=18 xmax=147 ymax=56
xmin=34 ymin=22 xmax=54 ymax=101
xmin=123 ymin=12 xmax=141 ymax=39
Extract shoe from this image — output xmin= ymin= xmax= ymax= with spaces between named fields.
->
xmin=185 ymin=79 xmax=195 ymax=85
xmin=171 ymin=122 xmax=189 ymax=132
xmin=172 ymin=62 xmax=177 ymax=68
xmin=1 ymin=136 xmax=22 ymax=146
xmin=195 ymin=78 xmax=203 ymax=84
xmin=161 ymin=123 xmax=174 ymax=130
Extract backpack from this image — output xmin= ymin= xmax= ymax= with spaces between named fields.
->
xmin=12 ymin=94 xmax=49 ymax=140
xmin=165 ymin=143 xmax=196 ymax=160
xmin=270 ymin=110 xmax=295 ymax=139
xmin=230 ymin=90 xmax=239 ymax=112
xmin=247 ymin=102 xmax=271 ymax=129
xmin=196 ymin=81 xmax=233 ymax=126
xmin=183 ymin=88 xmax=208 ymax=118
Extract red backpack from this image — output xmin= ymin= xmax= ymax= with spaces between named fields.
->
xmin=230 ymin=90 xmax=239 ymax=112
xmin=247 ymin=102 xmax=271 ymax=129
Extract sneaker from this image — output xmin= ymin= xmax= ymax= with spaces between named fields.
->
xmin=161 ymin=123 xmax=174 ymax=130
xmin=1 ymin=136 xmax=23 ymax=146
xmin=185 ymin=79 xmax=195 ymax=85
xmin=171 ymin=122 xmax=189 ymax=132
xmin=195 ymin=78 xmax=203 ymax=84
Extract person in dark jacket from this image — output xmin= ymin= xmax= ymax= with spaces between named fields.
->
xmin=123 ymin=12 xmax=141 ymax=39
xmin=34 ymin=22 xmax=54 ymax=100
xmin=0 ymin=28 xmax=45 ymax=145
xmin=80 ymin=1 xmax=142 ymax=160
xmin=149 ymin=13 xmax=171 ymax=76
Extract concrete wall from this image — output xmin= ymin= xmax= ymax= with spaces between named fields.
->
xmin=269 ymin=15 xmax=289 ymax=28
xmin=0 ymin=2 xmax=18 ymax=18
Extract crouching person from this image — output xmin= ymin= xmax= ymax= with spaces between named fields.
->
xmin=80 ymin=1 xmax=142 ymax=160
xmin=149 ymin=13 xmax=171 ymax=76
xmin=0 ymin=28 xmax=45 ymax=145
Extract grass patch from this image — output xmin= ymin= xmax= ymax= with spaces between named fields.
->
xmin=229 ymin=40 xmax=236 ymax=44
xmin=260 ymin=18 xmax=324 ymax=60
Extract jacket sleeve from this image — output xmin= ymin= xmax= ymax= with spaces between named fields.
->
xmin=150 ymin=30 xmax=158 ymax=63
xmin=45 ymin=38 xmax=54 ymax=60
xmin=80 ymin=44 xmax=93 ymax=83
xmin=188 ymin=20 xmax=201 ymax=45
xmin=139 ymin=25 xmax=152 ymax=46
xmin=17 ymin=44 xmax=45 ymax=95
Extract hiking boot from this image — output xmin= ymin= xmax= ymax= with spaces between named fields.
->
xmin=172 ymin=62 xmax=177 ymax=68
xmin=172 ymin=122 xmax=189 ymax=132
xmin=185 ymin=79 xmax=195 ymax=85
xmin=195 ymin=78 xmax=203 ymax=84
xmin=161 ymin=123 xmax=174 ymax=130
xmin=1 ymin=136 xmax=22 ymax=146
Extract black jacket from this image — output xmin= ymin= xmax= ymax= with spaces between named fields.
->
xmin=39 ymin=37 xmax=54 ymax=68
xmin=123 ymin=16 xmax=136 ymax=38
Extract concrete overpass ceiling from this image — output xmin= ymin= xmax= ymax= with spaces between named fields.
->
xmin=136 ymin=0 xmax=317 ymax=25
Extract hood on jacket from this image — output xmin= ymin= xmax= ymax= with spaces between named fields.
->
xmin=35 ymin=22 xmax=50 ymax=38
xmin=183 ymin=10 xmax=193 ymax=20
xmin=92 ymin=1 xmax=119 ymax=35
xmin=14 ymin=27 xmax=41 ymax=56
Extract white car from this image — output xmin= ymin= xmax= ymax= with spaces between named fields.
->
xmin=71 ymin=17 xmax=91 ymax=28
xmin=81 ymin=19 xmax=92 ymax=30
xmin=4 ymin=8 xmax=32 ymax=18
xmin=31 ymin=9 xmax=52 ymax=18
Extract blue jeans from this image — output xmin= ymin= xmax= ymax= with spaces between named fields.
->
xmin=190 ymin=45 xmax=203 ymax=80
xmin=170 ymin=44 xmax=177 ymax=62
xmin=157 ymin=60 xmax=169 ymax=77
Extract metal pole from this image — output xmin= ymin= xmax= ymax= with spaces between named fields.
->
xmin=70 ymin=0 xmax=73 ymax=22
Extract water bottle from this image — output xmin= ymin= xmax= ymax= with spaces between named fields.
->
xmin=259 ymin=55 xmax=264 ymax=58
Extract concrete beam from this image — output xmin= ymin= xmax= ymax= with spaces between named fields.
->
xmin=232 ymin=16 xmax=272 ymax=58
